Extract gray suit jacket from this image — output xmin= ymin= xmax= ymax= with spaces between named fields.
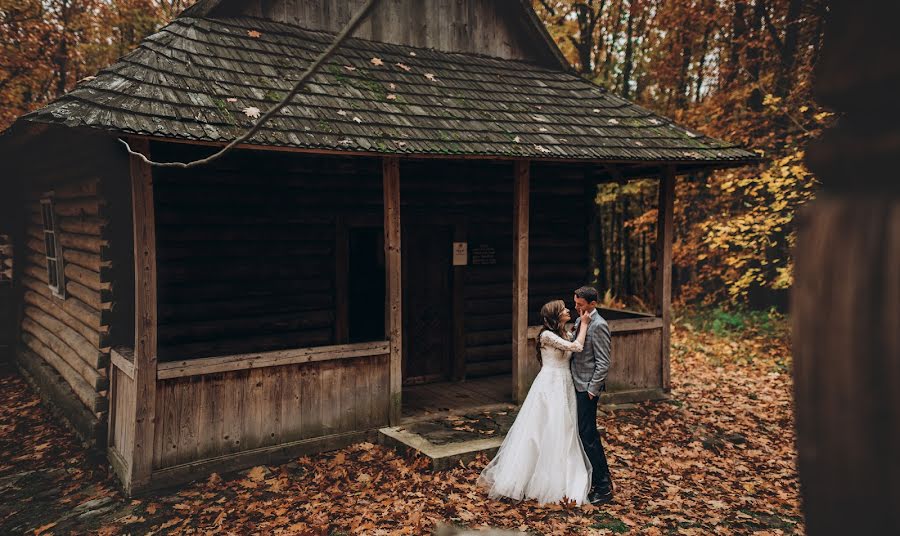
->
xmin=570 ymin=308 xmax=611 ymax=396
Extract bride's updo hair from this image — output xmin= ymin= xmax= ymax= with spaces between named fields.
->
xmin=536 ymin=299 xmax=568 ymax=363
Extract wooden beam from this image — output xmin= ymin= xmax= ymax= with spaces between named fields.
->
xmin=126 ymin=137 xmax=157 ymax=494
xmin=655 ymin=166 xmax=675 ymax=391
xmin=383 ymin=157 xmax=402 ymax=425
xmin=512 ymin=160 xmax=530 ymax=404
xmin=334 ymin=217 xmax=349 ymax=344
xmin=451 ymin=222 xmax=467 ymax=381
xmin=157 ymin=340 xmax=390 ymax=379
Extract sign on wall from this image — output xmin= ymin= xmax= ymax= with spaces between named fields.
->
xmin=452 ymin=242 xmax=468 ymax=266
xmin=471 ymin=244 xmax=497 ymax=265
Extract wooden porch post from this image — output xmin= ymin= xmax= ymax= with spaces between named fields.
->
xmin=512 ymin=160 xmax=530 ymax=404
xmin=383 ymin=157 xmax=402 ymax=425
xmin=126 ymin=137 xmax=158 ymax=493
xmin=655 ymin=165 xmax=675 ymax=391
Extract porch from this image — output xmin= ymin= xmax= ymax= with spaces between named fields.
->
xmin=105 ymin=141 xmax=676 ymax=495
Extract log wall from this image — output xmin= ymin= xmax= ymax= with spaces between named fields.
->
xmin=151 ymin=144 xmax=383 ymax=361
xmin=19 ymin=176 xmax=113 ymax=442
xmin=0 ymin=235 xmax=12 ymax=362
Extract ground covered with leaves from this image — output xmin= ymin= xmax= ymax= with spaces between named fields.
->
xmin=0 ymin=315 xmax=801 ymax=535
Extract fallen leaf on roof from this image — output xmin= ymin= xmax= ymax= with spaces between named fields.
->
xmin=424 ymin=73 xmax=437 ymax=82
xmin=226 ymin=98 xmax=237 ymax=103
xmin=78 ymin=76 xmax=96 ymax=83
xmin=409 ymin=51 xmax=417 ymax=56
xmin=608 ymin=118 xmax=620 ymax=125
xmin=513 ymin=136 xmax=521 ymax=143
xmin=343 ymin=65 xmax=356 ymax=71
xmin=352 ymin=116 xmax=362 ymax=123
xmin=593 ymin=108 xmax=601 ymax=113
xmin=242 ymin=106 xmax=261 ymax=119
xmin=649 ymin=118 xmax=661 ymax=125
xmin=539 ymin=127 xmax=548 ymax=132
xmin=396 ymin=63 xmax=412 ymax=72
xmin=386 ymin=94 xmax=397 ymax=100
xmin=247 ymin=30 xmax=261 ymax=38
xmin=337 ymin=110 xmax=347 ymax=116
xmin=535 ymin=144 xmax=551 ymax=153
xmin=338 ymin=139 xmax=353 ymax=145
xmin=370 ymin=57 xmax=384 ymax=66
xmin=395 ymin=141 xmax=407 ymax=148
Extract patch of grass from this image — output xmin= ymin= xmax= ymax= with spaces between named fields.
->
xmin=592 ymin=512 xmax=629 ymax=533
xmin=211 ymin=97 xmax=235 ymax=124
xmin=680 ymin=306 xmax=785 ymax=338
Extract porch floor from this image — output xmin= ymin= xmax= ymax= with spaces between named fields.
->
xmin=402 ymin=374 xmax=513 ymax=420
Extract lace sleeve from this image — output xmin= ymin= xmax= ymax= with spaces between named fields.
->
xmin=540 ymin=330 xmax=584 ymax=353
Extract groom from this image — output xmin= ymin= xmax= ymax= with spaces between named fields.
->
xmin=571 ymin=286 xmax=614 ymax=505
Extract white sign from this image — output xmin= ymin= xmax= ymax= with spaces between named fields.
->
xmin=452 ymin=242 xmax=468 ymax=266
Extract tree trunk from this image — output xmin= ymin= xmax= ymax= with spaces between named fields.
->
xmin=621 ymin=0 xmax=635 ymax=99
xmin=775 ymin=0 xmax=804 ymax=97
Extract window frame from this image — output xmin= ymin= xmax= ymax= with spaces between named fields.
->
xmin=39 ymin=197 xmax=66 ymax=299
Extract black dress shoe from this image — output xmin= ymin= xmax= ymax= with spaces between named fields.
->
xmin=588 ymin=487 xmax=613 ymax=505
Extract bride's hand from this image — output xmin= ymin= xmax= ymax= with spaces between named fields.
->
xmin=579 ymin=309 xmax=592 ymax=325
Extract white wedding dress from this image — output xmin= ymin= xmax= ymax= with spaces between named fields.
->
xmin=477 ymin=330 xmax=592 ymax=505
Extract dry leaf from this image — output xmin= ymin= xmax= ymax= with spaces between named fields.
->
xmin=337 ymin=109 xmax=347 ymax=116
xmin=247 ymin=30 xmax=261 ymax=38
xmin=424 ymin=73 xmax=437 ymax=82
xmin=34 ymin=522 xmax=57 ymax=535
xmin=343 ymin=65 xmax=356 ymax=71
xmin=225 ymin=97 xmax=237 ymax=103
xmin=352 ymin=116 xmax=362 ymax=124
xmin=242 ymin=106 xmax=261 ymax=119
xmin=247 ymin=465 xmax=267 ymax=482
xmin=513 ymin=136 xmax=521 ymax=143
xmin=409 ymin=51 xmax=417 ymax=56
xmin=395 ymin=63 xmax=412 ymax=72
xmin=386 ymin=94 xmax=397 ymax=100
xmin=370 ymin=57 xmax=384 ymax=66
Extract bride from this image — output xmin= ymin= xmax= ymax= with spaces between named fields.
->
xmin=477 ymin=300 xmax=594 ymax=505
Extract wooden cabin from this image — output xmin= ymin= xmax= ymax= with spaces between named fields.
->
xmin=0 ymin=0 xmax=756 ymax=494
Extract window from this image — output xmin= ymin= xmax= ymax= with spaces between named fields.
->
xmin=40 ymin=197 xmax=66 ymax=298
xmin=0 ymin=234 xmax=11 ymax=284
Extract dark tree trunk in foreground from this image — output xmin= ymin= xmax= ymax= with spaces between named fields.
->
xmin=794 ymin=1 xmax=900 ymax=533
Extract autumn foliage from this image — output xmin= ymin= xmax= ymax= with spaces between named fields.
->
xmin=1 ymin=0 xmax=830 ymax=309
xmin=535 ymin=0 xmax=830 ymax=309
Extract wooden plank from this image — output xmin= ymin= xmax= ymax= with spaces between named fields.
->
xmin=609 ymin=317 xmax=664 ymax=333
xmin=156 ymin=340 xmax=390 ymax=379
xmin=383 ymin=157 xmax=402 ymax=425
xmin=655 ymin=166 xmax=675 ymax=391
xmin=511 ymin=160 xmax=530 ymax=404
xmin=111 ymin=347 xmax=135 ymax=379
xmin=127 ymin=137 xmax=158 ymax=493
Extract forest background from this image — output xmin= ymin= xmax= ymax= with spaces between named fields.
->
xmin=0 ymin=0 xmax=830 ymax=313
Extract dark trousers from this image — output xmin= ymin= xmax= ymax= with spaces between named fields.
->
xmin=575 ymin=388 xmax=611 ymax=491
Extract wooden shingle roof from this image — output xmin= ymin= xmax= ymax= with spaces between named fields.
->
xmin=19 ymin=15 xmax=757 ymax=165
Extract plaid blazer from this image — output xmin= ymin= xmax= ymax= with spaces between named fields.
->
xmin=570 ymin=309 xmax=611 ymax=396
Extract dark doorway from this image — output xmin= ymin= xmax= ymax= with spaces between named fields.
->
xmin=348 ymin=227 xmax=386 ymax=343
xmin=403 ymin=225 xmax=453 ymax=384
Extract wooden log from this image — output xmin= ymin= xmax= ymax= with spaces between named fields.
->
xmin=157 ymin=310 xmax=334 ymax=343
xmin=59 ymin=232 xmax=105 ymax=254
xmin=63 ymin=248 xmax=103 ymax=272
xmin=53 ymin=178 xmax=99 ymax=199
xmin=21 ymin=332 xmax=106 ymax=412
xmin=54 ymin=197 xmax=101 ymax=218
xmin=66 ymin=279 xmax=108 ymax=311
xmin=24 ymin=305 xmax=104 ymax=369
xmin=22 ymin=276 xmax=105 ymax=331
xmin=21 ymin=318 xmax=105 ymax=390
xmin=655 ymin=166 xmax=675 ymax=391
xmin=512 ymin=160 xmax=530 ymax=404
xmin=63 ymin=263 xmax=109 ymax=293
xmin=160 ymin=329 xmax=334 ymax=361
xmin=24 ymin=290 xmax=101 ymax=348
xmin=58 ymin=216 xmax=105 ymax=236
xmin=383 ymin=157 xmax=402 ymax=425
